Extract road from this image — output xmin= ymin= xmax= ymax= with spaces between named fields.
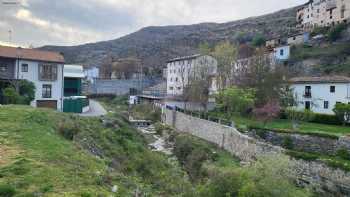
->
xmin=79 ymin=99 xmax=107 ymax=117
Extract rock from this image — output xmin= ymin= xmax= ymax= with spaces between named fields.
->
xmin=111 ymin=185 xmax=118 ymax=193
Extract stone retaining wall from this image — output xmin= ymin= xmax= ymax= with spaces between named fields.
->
xmin=164 ymin=109 xmax=282 ymax=161
xmin=248 ymin=129 xmax=350 ymax=155
xmin=163 ymin=109 xmax=350 ymax=196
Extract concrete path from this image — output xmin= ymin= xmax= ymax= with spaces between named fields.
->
xmin=80 ymin=99 xmax=107 ymax=117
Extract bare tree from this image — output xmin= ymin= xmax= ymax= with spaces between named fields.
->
xmin=212 ymin=41 xmax=238 ymax=90
xmin=100 ymin=54 xmax=113 ymax=79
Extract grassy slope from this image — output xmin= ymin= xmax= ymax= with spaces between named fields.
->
xmin=0 ymin=103 xmax=241 ymax=196
xmin=0 ymin=106 xmax=109 ymax=196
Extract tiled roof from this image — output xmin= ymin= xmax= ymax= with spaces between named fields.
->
xmin=167 ymin=54 xmax=202 ymax=63
xmin=289 ymin=76 xmax=350 ymax=83
xmin=0 ymin=45 xmax=65 ymax=63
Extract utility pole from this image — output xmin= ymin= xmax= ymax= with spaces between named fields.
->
xmin=1 ymin=0 xmax=20 ymax=44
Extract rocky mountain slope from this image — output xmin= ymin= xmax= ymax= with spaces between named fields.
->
xmin=41 ymin=6 xmax=300 ymax=69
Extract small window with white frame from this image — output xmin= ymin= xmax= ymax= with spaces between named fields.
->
xmin=21 ymin=64 xmax=28 ymax=72
xmin=42 ymin=84 xmax=52 ymax=98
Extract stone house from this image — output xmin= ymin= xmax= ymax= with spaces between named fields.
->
xmin=287 ymin=32 xmax=310 ymax=45
xmin=297 ymin=0 xmax=350 ymax=30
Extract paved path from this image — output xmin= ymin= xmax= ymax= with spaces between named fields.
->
xmin=80 ymin=99 xmax=107 ymax=117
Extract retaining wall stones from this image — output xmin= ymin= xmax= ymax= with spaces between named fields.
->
xmin=163 ymin=109 xmax=350 ymax=196
xmin=164 ymin=109 xmax=282 ymax=161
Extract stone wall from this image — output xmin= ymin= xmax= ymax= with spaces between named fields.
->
xmin=163 ymin=109 xmax=350 ymax=196
xmin=164 ymin=109 xmax=282 ymax=161
xmin=247 ymin=129 xmax=350 ymax=155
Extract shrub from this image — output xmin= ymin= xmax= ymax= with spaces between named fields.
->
xmin=333 ymin=103 xmax=350 ymax=125
xmin=283 ymin=136 xmax=294 ymax=150
xmin=58 ymin=118 xmax=81 ymax=140
xmin=251 ymin=35 xmax=266 ymax=47
xmin=328 ymin=23 xmax=347 ymax=42
xmin=336 ymin=149 xmax=350 ymax=160
xmin=0 ymin=184 xmax=16 ymax=197
xmin=286 ymin=151 xmax=319 ymax=161
xmin=311 ymin=113 xmax=342 ymax=125
xmin=3 ymin=87 xmax=22 ymax=104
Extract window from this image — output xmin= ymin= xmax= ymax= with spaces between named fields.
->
xmin=324 ymin=101 xmax=329 ymax=109
xmin=169 ymin=87 xmax=174 ymax=90
xmin=341 ymin=5 xmax=346 ymax=18
xmin=305 ymin=86 xmax=312 ymax=98
xmin=0 ymin=65 xmax=7 ymax=72
xmin=330 ymin=86 xmax=335 ymax=93
xmin=21 ymin=64 xmax=28 ymax=72
xmin=42 ymin=84 xmax=52 ymax=98
xmin=280 ymin=49 xmax=284 ymax=56
xmin=39 ymin=64 xmax=57 ymax=81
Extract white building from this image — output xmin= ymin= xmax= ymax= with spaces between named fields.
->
xmin=166 ymin=54 xmax=218 ymax=96
xmin=273 ymin=45 xmax=290 ymax=61
xmin=297 ymin=0 xmax=350 ymax=29
xmin=84 ymin=66 xmax=99 ymax=83
xmin=0 ymin=45 xmax=65 ymax=111
xmin=290 ymin=76 xmax=350 ymax=114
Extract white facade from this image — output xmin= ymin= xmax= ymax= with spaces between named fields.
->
xmin=290 ymin=78 xmax=350 ymax=114
xmin=84 ymin=66 xmax=99 ymax=83
xmin=15 ymin=60 xmax=64 ymax=111
xmin=273 ymin=45 xmax=290 ymax=61
xmin=166 ymin=55 xmax=218 ymax=96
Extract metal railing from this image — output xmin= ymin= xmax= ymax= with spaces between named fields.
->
xmin=166 ymin=105 xmax=235 ymax=128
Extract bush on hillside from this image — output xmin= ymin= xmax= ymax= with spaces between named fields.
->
xmin=336 ymin=149 xmax=350 ymax=161
xmin=311 ymin=113 xmax=342 ymax=125
xmin=328 ymin=23 xmax=347 ymax=42
xmin=333 ymin=103 xmax=350 ymax=125
xmin=198 ymin=155 xmax=312 ymax=197
xmin=251 ymin=35 xmax=266 ymax=47
xmin=0 ymin=184 xmax=16 ymax=197
xmin=1 ymin=80 xmax=35 ymax=105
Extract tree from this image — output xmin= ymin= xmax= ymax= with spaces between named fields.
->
xmin=286 ymin=108 xmax=315 ymax=130
xmin=251 ymin=34 xmax=266 ymax=47
xmin=212 ymin=41 xmax=238 ymax=89
xmin=183 ymin=55 xmax=215 ymax=111
xmin=236 ymin=47 xmax=287 ymax=106
xmin=253 ymin=100 xmax=281 ymax=126
xmin=333 ymin=103 xmax=350 ymax=125
xmin=216 ymin=87 xmax=256 ymax=115
xmin=100 ymin=54 xmax=113 ymax=79
xmin=2 ymin=80 xmax=35 ymax=105
xmin=111 ymin=58 xmax=140 ymax=79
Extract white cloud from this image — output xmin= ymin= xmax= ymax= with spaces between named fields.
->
xmin=1 ymin=0 xmax=308 ymax=46
xmin=14 ymin=8 xmax=103 ymax=45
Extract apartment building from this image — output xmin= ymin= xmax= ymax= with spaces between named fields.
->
xmin=297 ymin=0 xmax=350 ymax=29
xmin=0 ymin=45 xmax=65 ymax=111
xmin=166 ymin=54 xmax=218 ymax=96
xmin=290 ymin=76 xmax=350 ymax=114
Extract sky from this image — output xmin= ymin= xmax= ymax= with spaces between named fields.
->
xmin=0 ymin=0 xmax=307 ymax=47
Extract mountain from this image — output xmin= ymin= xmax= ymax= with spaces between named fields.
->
xmin=41 ymin=6 xmax=300 ymax=69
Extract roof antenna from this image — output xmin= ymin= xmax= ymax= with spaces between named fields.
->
xmin=8 ymin=29 xmax=12 ymax=43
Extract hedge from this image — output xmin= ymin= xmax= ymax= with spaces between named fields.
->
xmin=311 ymin=113 xmax=343 ymax=125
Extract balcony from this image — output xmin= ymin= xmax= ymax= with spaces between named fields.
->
xmin=326 ymin=0 xmax=337 ymax=11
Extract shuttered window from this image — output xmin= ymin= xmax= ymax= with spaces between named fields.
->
xmin=39 ymin=64 xmax=57 ymax=81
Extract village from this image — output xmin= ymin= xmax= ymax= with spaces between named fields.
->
xmin=1 ymin=0 xmax=350 ymax=196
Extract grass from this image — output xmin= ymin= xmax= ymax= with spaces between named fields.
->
xmin=218 ymin=114 xmax=349 ymax=137
xmin=0 ymin=105 xmax=110 ymax=196
xmin=291 ymin=43 xmax=350 ymax=61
